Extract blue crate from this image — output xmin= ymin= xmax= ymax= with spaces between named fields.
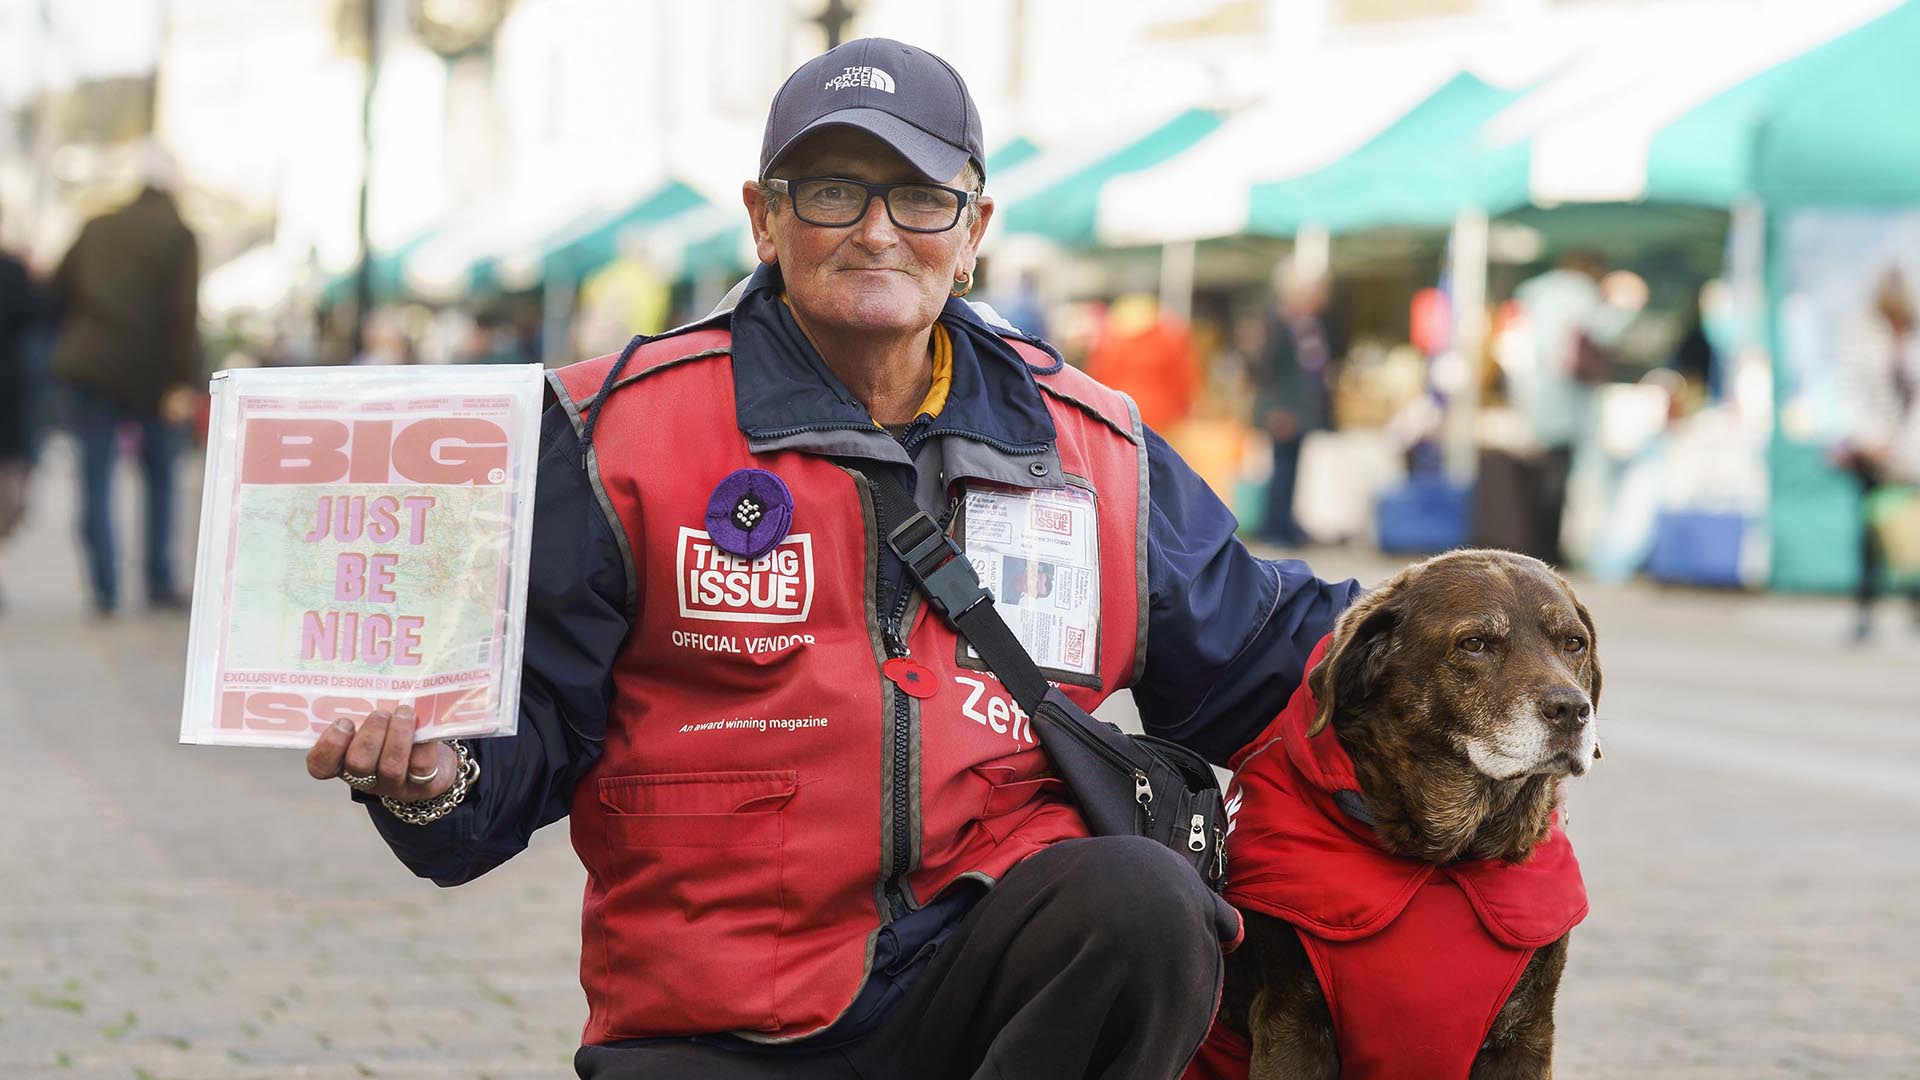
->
xmin=1644 ymin=511 xmax=1748 ymax=588
xmin=1375 ymin=477 xmax=1470 ymax=555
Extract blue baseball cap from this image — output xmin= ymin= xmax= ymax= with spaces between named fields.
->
xmin=760 ymin=37 xmax=986 ymax=184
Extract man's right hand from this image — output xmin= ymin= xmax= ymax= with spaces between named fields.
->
xmin=306 ymin=705 xmax=458 ymax=802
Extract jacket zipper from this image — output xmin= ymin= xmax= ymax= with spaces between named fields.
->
xmin=751 ymin=418 xmax=1050 ymax=461
xmin=873 ymin=481 xmax=959 ymax=921
xmin=753 ymin=419 xmax=887 ymax=440
xmin=901 ymin=425 xmax=1050 ymax=459
xmin=880 ymin=575 xmax=915 ymax=920
xmin=867 ymin=466 xmax=1159 ymax=845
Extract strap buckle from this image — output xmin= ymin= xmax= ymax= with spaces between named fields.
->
xmin=885 ymin=511 xmax=993 ymax=620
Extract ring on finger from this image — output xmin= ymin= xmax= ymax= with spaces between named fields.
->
xmin=340 ymin=769 xmax=379 ymax=791
xmin=407 ymin=765 xmax=440 ymax=785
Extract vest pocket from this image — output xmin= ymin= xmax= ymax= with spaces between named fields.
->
xmin=971 ymin=758 xmax=1071 ymax=842
xmin=595 ymin=770 xmax=797 ymax=1036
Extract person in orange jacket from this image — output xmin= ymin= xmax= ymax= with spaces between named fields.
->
xmin=1085 ymin=292 xmax=1198 ymax=434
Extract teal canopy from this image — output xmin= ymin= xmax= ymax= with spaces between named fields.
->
xmin=426 ymin=180 xmax=714 ymax=298
xmin=1643 ymin=2 xmax=1920 ymax=591
xmin=320 ymin=231 xmax=432 ymax=307
xmin=513 ymin=179 xmax=711 ymax=290
xmin=1648 ymin=0 xmax=1920 ymax=208
xmin=678 ymin=220 xmax=750 ymax=282
xmin=1245 ymin=73 xmax=1530 ymax=236
xmin=987 ymin=136 xmax=1042 ymax=176
xmin=999 ymin=108 xmax=1226 ymax=247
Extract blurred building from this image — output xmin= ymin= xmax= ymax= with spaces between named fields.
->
xmin=7 ymin=0 xmax=1914 ymax=596
xmin=3 ymin=0 xmax=1715 ymax=286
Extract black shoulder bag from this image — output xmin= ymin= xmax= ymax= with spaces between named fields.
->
xmin=870 ymin=473 xmax=1228 ymax=893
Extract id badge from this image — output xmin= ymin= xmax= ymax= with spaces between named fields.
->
xmin=956 ymin=483 xmax=1101 ymax=681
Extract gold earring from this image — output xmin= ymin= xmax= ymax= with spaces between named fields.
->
xmin=951 ymin=270 xmax=974 ymax=298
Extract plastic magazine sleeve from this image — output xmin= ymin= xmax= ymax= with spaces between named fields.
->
xmin=179 ymin=364 xmax=543 ymax=749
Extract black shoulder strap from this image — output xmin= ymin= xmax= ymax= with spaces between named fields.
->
xmin=868 ymin=471 xmax=1051 ymax=712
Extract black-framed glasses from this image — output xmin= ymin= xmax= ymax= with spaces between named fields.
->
xmin=769 ymin=177 xmax=974 ymax=233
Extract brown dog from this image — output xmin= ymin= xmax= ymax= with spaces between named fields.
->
xmin=1214 ymin=548 xmax=1601 ymax=1080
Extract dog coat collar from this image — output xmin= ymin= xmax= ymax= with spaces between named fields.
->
xmin=1204 ymin=635 xmax=1589 ymax=1080
xmin=1225 ymin=635 xmax=1588 ymax=948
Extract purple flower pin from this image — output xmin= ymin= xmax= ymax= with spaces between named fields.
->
xmin=705 ymin=468 xmax=795 ymax=561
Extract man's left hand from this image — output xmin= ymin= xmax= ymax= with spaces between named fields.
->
xmin=305 ymin=706 xmax=458 ymax=801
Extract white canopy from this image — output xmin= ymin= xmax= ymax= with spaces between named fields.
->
xmin=1484 ymin=0 xmax=1902 ymax=206
xmin=202 ymin=244 xmax=296 ymax=317
xmin=1095 ymin=51 xmax=1466 ymax=246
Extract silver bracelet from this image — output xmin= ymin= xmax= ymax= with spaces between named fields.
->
xmin=380 ymin=740 xmax=479 ymax=826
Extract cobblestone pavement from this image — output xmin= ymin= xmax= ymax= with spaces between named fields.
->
xmin=2 ymin=441 xmax=1916 ymax=1079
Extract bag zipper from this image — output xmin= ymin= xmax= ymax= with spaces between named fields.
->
xmin=1034 ymin=708 xmax=1157 ymax=833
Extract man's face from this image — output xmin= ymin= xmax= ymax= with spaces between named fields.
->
xmin=745 ymin=127 xmax=993 ymax=340
xmin=1020 ymin=561 xmax=1052 ymax=601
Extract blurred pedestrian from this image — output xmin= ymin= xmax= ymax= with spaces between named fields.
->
xmin=351 ymin=307 xmax=415 ymax=365
xmin=994 ymin=268 xmax=1049 ymax=340
xmin=1833 ymin=266 xmax=1920 ymax=641
xmin=1254 ymin=265 xmax=1337 ymax=546
xmin=1 ymin=212 xmax=53 ymax=611
xmin=48 ymin=144 xmax=201 ymax=615
xmin=1084 ymin=292 xmax=1197 ymax=433
xmin=1475 ymin=251 xmax=1644 ymax=564
xmin=1669 ymin=279 xmax=1731 ymax=404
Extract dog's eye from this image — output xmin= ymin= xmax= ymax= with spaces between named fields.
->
xmin=1457 ymin=636 xmax=1486 ymax=654
xmin=1564 ymin=636 xmax=1587 ymax=654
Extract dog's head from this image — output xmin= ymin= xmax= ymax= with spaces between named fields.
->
xmin=1307 ymin=548 xmax=1602 ymax=782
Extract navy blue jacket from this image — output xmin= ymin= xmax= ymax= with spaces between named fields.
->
xmin=360 ymin=269 xmax=1360 ymax=1042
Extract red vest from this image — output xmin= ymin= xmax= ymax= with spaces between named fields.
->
xmin=548 ymin=326 xmax=1146 ymax=1045
xmin=1185 ymin=637 xmax=1588 ymax=1080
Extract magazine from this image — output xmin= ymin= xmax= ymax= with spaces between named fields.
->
xmin=179 ymin=364 xmax=543 ymax=748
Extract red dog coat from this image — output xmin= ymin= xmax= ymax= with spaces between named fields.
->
xmin=1186 ymin=637 xmax=1588 ymax=1080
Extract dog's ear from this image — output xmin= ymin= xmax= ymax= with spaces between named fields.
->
xmin=1307 ymin=579 xmax=1403 ymax=736
xmin=1574 ymin=594 xmax=1601 ymax=708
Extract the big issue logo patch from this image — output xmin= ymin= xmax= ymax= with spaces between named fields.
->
xmin=676 ymin=527 xmax=815 ymax=624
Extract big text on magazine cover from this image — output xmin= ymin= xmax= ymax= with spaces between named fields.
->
xmin=182 ymin=367 xmax=540 ymax=749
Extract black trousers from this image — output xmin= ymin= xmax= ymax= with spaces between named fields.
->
xmin=574 ymin=835 xmax=1233 ymax=1080
xmin=1848 ymin=458 xmax=1920 ymax=615
xmin=1470 ymin=446 xmax=1572 ymax=566
xmin=1260 ymin=437 xmax=1306 ymax=546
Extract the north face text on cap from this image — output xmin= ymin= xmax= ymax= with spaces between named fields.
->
xmin=825 ymin=66 xmax=895 ymax=93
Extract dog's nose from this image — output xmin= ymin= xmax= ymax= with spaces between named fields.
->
xmin=1539 ymin=688 xmax=1591 ymax=732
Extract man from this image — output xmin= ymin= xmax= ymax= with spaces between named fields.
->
xmin=1834 ymin=266 xmax=1920 ymax=640
xmin=1477 ymin=251 xmax=1643 ymax=565
xmin=1255 ymin=265 xmax=1338 ymax=547
xmin=1004 ymin=557 xmax=1055 ymax=606
xmin=0 ymin=209 xmax=52 ymax=610
xmin=309 ymin=39 xmax=1357 ymax=1079
xmin=49 ymin=144 xmax=200 ymax=614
